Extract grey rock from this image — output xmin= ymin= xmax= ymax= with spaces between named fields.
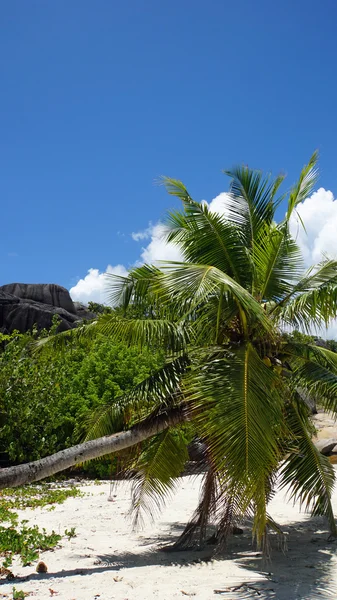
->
xmin=0 ymin=284 xmax=97 ymax=334
xmin=188 ymin=439 xmax=207 ymax=462
xmin=313 ymin=337 xmax=329 ymax=349
xmin=314 ymin=438 xmax=337 ymax=455
xmin=73 ymin=302 xmax=97 ymax=321
xmin=0 ymin=283 xmax=76 ymax=314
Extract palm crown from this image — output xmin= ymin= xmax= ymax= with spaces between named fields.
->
xmin=85 ymin=151 xmax=337 ymax=551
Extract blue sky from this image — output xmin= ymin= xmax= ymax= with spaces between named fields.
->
xmin=2 ymin=0 xmax=337 ymax=304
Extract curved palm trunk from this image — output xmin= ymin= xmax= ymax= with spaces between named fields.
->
xmin=0 ymin=407 xmax=187 ymax=489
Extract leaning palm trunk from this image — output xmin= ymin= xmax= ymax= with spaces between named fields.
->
xmin=0 ymin=407 xmax=186 ymax=489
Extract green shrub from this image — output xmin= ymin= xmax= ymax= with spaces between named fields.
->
xmin=0 ymin=327 xmax=163 ymax=476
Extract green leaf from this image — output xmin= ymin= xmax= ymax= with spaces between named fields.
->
xmin=106 ymin=264 xmax=162 ymax=312
xmin=254 ymin=223 xmax=303 ymax=301
xmin=166 ymin=198 xmax=250 ymax=286
xmin=130 ymin=427 xmax=189 ymax=527
xmin=286 ymin=151 xmax=319 ymax=222
xmin=280 ymin=399 xmax=336 ymax=534
xmin=158 ymin=263 xmax=274 ymax=342
xmin=223 ymin=165 xmax=285 ymax=247
xmin=190 ymin=343 xmax=283 ymax=544
xmin=272 ymin=259 xmax=337 ymax=330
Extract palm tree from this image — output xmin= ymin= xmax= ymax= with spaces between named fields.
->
xmin=87 ymin=151 xmax=337 ymax=550
xmin=2 ymin=152 xmax=337 ymax=553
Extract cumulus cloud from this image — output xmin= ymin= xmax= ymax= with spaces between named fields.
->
xmin=131 ymin=193 xmax=232 ymax=267
xmin=288 ymin=187 xmax=337 ymax=339
xmin=70 ymin=188 xmax=337 ymax=339
xmin=131 ymin=226 xmax=152 ymax=241
xmin=69 ymin=193 xmax=249 ymax=305
xmin=322 ymin=321 xmax=337 ymax=340
xmin=70 ymin=264 xmax=128 ymax=305
xmin=289 ymin=187 xmax=337 ymax=266
xmin=207 ymin=191 xmax=233 ymax=215
xmin=69 ymin=224 xmax=182 ymax=304
xmin=138 ymin=223 xmax=183 ymax=264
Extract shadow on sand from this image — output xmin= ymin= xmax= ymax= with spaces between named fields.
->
xmin=11 ymin=517 xmax=337 ymax=599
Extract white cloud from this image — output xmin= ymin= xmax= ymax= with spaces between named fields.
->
xmin=314 ymin=323 xmax=337 ymax=341
xmin=131 ymin=225 xmax=152 ymax=241
xmin=131 ymin=194 xmax=232 ymax=266
xmin=206 ymin=187 xmax=337 ymax=273
xmin=289 ymin=187 xmax=337 ymax=266
xmin=289 ymin=187 xmax=337 ymax=339
xmin=70 ymin=264 xmax=128 ymax=305
xmin=69 ymin=224 xmax=182 ymax=304
xmin=138 ymin=223 xmax=183 ymax=264
xmin=207 ymin=191 xmax=233 ymax=216
xmin=69 ymin=192 xmax=253 ymax=306
xmin=70 ymin=188 xmax=337 ymax=339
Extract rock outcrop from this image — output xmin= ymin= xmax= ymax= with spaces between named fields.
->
xmin=1 ymin=283 xmax=76 ymax=314
xmin=0 ymin=283 xmax=95 ymax=334
xmin=313 ymin=438 xmax=337 ymax=455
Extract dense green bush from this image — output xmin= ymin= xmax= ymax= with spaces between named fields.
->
xmin=0 ymin=326 xmax=163 ymax=475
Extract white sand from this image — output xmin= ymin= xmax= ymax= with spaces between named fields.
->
xmin=1 ymin=473 xmax=337 ymax=600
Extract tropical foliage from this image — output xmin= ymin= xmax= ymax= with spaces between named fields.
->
xmin=75 ymin=151 xmax=337 ymax=550
xmin=0 ymin=324 xmax=163 ymax=476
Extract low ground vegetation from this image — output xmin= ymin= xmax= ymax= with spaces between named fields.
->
xmin=0 ymin=483 xmax=82 ymax=569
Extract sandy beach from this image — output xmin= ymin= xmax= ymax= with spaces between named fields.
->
xmin=1 ymin=410 xmax=337 ymax=600
xmin=1 ymin=466 xmax=337 ymax=600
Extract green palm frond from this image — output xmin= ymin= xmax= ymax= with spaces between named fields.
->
xmin=190 ymin=290 xmax=238 ymax=345
xmin=190 ymin=346 xmax=284 ymax=485
xmin=160 ymin=176 xmax=194 ymax=204
xmin=130 ymin=427 xmax=189 ymax=527
xmin=33 ymin=319 xmax=99 ymax=351
xmin=254 ymin=223 xmax=303 ymax=301
xmin=282 ymin=339 xmax=337 ymax=371
xmin=106 ymin=264 xmax=163 ymax=312
xmin=271 ymin=172 xmax=287 ymax=201
xmin=35 ymin=314 xmax=191 ymax=354
xmin=277 ymin=287 xmax=337 ymax=332
xmin=298 ymin=259 xmax=337 ymax=291
xmin=165 ymin=200 xmax=250 ymax=286
xmin=223 ymin=165 xmax=285 ymax=247
xmin=159 ymin=263 xmax=273 ymax=335
xmin=274 ymin=258 xmax=337 ymax=305
xmin=292 ymin=359 xmax=337 ymax=415
xmin=286 ymin=150 xmax=319 ymax=222
xmin=280 ymin=340 xmax=337 ymax=415
xmin=190 ymin=343 xmax=284 ymax=545
xmin=271 ymin=259 xmax=337 ymax=330
xmin=280 ymin=399 xmax=336 ymax=534
xmin=94 ymin=313 xmax=191 ymax=352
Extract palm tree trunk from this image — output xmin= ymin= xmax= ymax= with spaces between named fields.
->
xmin=0 ymin=407 xmax=187 ymax=489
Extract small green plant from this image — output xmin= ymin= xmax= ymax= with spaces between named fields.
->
xmin=12 ymin=587 xmax=28 ymax=599
xmin=1 ymin=482 xmax=83 ymax=511
xmin=65 ymin=527 xmax=76 ymax=540
xmin=0 ymin=503 xmax=18 ymax=526
xmin=0 ymin=483 xmax=83 ymax=567
xmin=0 ymin=520 xmax=61 ymax=567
